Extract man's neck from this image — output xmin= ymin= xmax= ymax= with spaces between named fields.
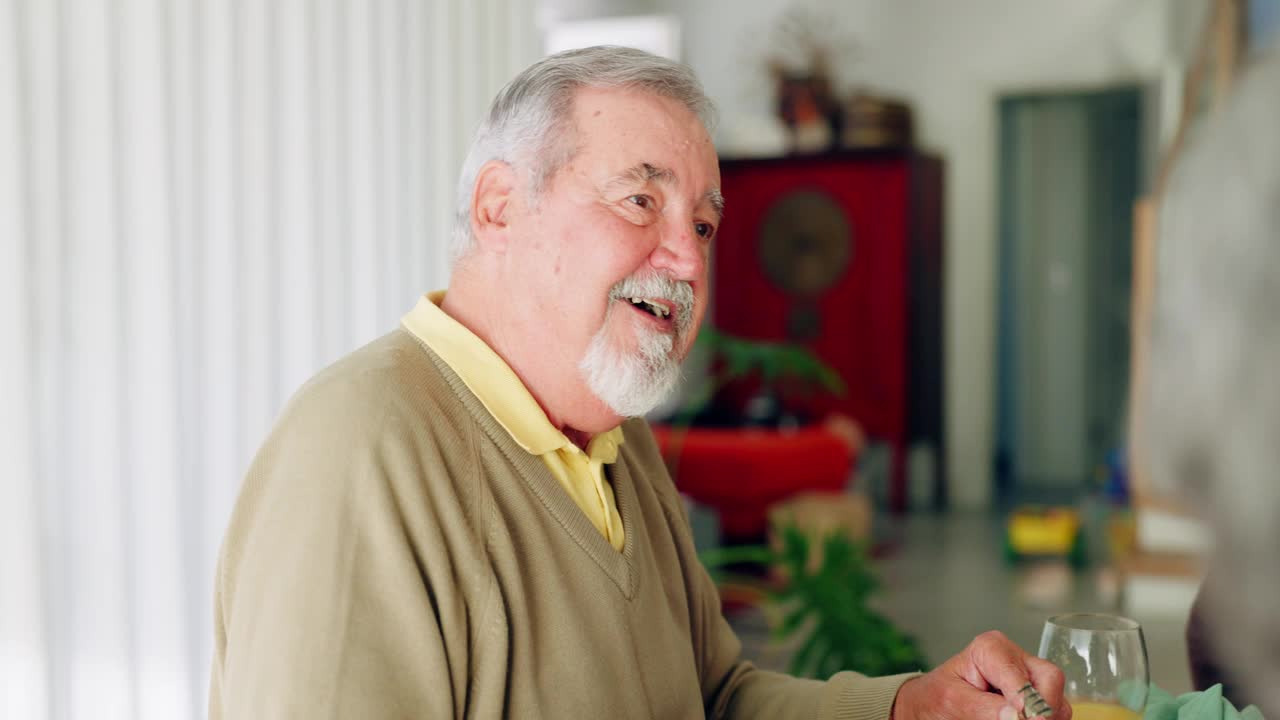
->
xmin=562 ymin=426 xmax=594 ymax=451
xmin=440 ymin=278 xmax=619 ymax=448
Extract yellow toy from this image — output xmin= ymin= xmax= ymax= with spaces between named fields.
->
xmin=1005 ymin=506 xmax=1087 ymax=568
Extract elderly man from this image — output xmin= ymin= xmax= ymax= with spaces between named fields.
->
xmin=210 ymin=46 xmax=1066 ymax=719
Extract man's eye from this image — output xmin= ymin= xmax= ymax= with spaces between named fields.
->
xmin=628 ymin=195 xmax=653 ymax=210
xmin=695 ymin=222 xmax=715 ymax=239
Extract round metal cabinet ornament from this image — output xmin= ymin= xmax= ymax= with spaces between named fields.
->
xmin=757 ymin=190 xmax=853 ymax=295
xmin=757 ymin=190 xmax=854 ymax=339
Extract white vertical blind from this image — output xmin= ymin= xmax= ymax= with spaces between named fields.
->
xmin=0 ymin=1 xmax=536 ymax=718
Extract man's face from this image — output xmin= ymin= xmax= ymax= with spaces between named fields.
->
xmin=506 ymin=86 xmax=721 ymax=419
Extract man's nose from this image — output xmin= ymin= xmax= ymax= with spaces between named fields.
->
xmin=649 ymin=219 xmax=706 ymax=282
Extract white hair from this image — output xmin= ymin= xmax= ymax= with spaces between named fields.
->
xmin=579 ymin=309 xmax=681 ymax=418
xmin=579 ymin=271 xmax=695 ymax=417
xmin=1146 ymin=48 xmax=1280 ymax=712
xmin=450 ymin=45 xmax=716 ymax=262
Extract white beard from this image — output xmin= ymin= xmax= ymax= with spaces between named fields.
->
xmin=578 ymin=302 xmax=682 ymax=418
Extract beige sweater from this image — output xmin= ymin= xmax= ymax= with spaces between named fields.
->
xmin=210 ymin=328 xmax=917 ymax=719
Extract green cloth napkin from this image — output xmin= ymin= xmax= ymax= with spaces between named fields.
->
xmin=1142 ymin=683 xmax=1265 ymax=720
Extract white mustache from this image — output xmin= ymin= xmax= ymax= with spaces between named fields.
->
xmin=608 ymin=273 xmax=694 ymax=334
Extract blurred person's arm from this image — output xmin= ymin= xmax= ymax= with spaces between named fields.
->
xmin=1187 ymin=574 xmax=1250 ymax=703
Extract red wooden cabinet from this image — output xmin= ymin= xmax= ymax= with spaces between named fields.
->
xmin=712 ymin=151 xmax=945 ymax=511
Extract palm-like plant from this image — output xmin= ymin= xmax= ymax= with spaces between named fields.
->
xmin=672 ymin=328 xmax=846 ymax=426
xmin=701 ymin=526 xmax=928 ymax=679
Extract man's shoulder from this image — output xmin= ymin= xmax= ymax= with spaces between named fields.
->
xmin=257 ymin=329 xmax=474 ymax=471
xmin=287 ymin=329 xmax=459 ymax=425
xmin=233 ymin=329 xmax=482 ymax=530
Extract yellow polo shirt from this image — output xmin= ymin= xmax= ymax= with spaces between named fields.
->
xmin=401 ymin=292 xmax=626 ymax=551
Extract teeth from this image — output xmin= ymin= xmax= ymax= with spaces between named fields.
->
xmin=644 ymin=300 xmax=670 ymax=318
xmin=623 ymin=295 xmax=671 ymax=319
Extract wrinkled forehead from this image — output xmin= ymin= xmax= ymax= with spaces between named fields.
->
xmin=568 ymin=86 xmax=718 ymax=177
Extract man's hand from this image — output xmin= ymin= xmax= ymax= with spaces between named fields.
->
xmin=891 ymin=631 xmax=1072 ymax=720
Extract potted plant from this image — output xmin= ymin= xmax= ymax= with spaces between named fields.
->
xmin=701 ymin=524 xmax=929 ymax=678
xmin=671 ymin=327 xmax=846 ymax=429
xmin=654 ymin=329 xmax=858 ymax=541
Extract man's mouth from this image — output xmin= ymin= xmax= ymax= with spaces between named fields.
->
xmin=624 ymin=296 xmax=673 ymax=320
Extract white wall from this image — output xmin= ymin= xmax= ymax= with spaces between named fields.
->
xmin=658 ymin=0 xmax=1207 ymax=507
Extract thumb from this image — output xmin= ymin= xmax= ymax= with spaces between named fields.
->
xmin=941 ymin=686 xmax=1019 ymax=720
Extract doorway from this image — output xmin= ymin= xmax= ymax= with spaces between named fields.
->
xmin=994 ymin=87 xmax=1142 ymax=504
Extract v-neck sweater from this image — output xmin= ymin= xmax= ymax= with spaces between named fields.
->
xmin=209 ymin=327 xmax=918 ymax=719
xmin=400 ymin=291 xmax=626 ymax=551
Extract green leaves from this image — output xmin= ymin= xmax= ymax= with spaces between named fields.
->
xmin=701 ymin=525 xmax=929 ymax=679
xmin=671 ymin=328 xmax=847 ymax=424
xmin=699 ymin=328 xmax=846 ymax=396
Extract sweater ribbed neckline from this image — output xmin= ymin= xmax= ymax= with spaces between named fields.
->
xmin=409 ymin=329 xmax=641 ymax=598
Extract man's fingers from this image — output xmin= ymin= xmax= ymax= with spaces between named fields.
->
xmin=967 ymin=631 xmax=1038 ymax=713
xmin=948 ymin=631 xmax=1077 ymax=719
xmin=1026 ymin=656 xmax=1071 ymax=720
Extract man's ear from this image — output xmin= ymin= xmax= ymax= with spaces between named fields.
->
xmin=470 ymin=160 xmax=518 ymax=253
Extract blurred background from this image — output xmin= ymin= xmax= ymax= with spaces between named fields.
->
xmin=2 ymin=1 xmax=1276 ymax=718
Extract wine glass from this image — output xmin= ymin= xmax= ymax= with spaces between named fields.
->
xmin=1037 ymin=613 xmax=1149 ymax=720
